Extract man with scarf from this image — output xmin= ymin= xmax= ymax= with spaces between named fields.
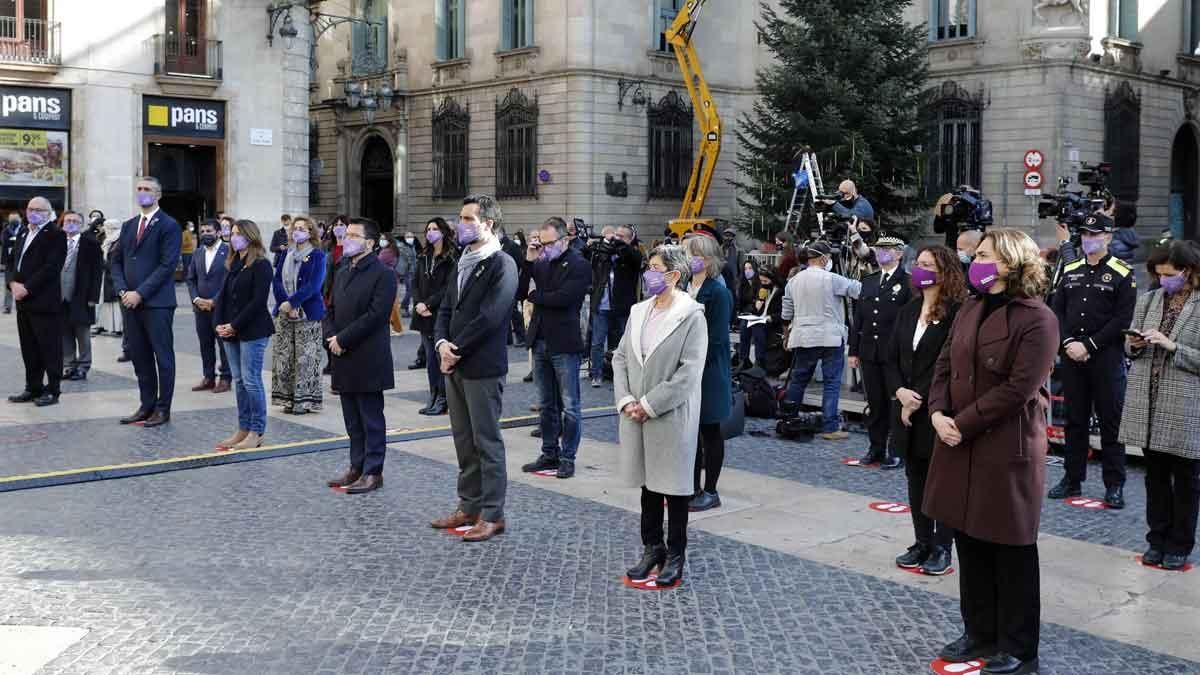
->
xmin=431 ymin=194 xmax=519 ymax=542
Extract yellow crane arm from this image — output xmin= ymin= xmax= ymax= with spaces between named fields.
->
xmin=665 ymin=0 xmax=722 ymax=237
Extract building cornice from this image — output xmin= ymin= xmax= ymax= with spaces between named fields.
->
xmin=927 ymin=58 xmax=1196 ymax=92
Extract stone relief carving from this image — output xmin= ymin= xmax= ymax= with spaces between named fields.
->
xmin=1033 ymin=0 xmax=1088 ymax=26
xmin=1185 ymin=88 xmax=1200 ymax=120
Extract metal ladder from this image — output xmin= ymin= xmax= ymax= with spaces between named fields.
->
xmin=783 ymin=151 xmax=826 ymax=235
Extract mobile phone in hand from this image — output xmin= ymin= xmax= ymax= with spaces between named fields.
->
xmin=1122 ymin=329 xmax=1144 ymax=339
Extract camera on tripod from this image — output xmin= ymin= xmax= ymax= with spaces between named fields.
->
xmin=934 ymin=186 xmax=993 ymax=233
xmin=775 ymin=400 xmax=826 ymax=440
xmin=1037 ymin=162 xmax=1112 ymax=237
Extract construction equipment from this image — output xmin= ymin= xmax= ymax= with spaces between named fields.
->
xmin=664 ymin=0 xmax=723 ymax=239
xmin=783 ymin=150 xmax=827 ymax=236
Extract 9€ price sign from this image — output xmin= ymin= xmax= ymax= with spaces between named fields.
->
xmin=1023 ymin=149 xmax=1044 ymax=195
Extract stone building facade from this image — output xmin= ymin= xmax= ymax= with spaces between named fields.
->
xmin=905 ymin=0 xmax=1200 ymax=245
xmin=309 ymin=0 xmax=768 ymax=238
xmin=0 ymin=0 xmax=309 ymax=225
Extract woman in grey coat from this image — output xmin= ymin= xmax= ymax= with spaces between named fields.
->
xmin=613 ymin=245 xmax=708 ymax=587
xmin=1119 ymin=241 xmax=1200 ymax=571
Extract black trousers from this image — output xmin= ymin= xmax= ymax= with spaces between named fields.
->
xmin=340 ymin=391 xmax=387 ymax=476
xmin=906 ymin=454 xmax=954 ymax=550
xmin=860 ymin=357 xmax=892 ymax=455
xmin=17 ymin=308 xmax=62 ymax=396
xmin=1144 ymin=450 xmax=1200 ymax=557
xmin=193 ymin=308 xmax=230 ymax=381
xmin=641 ymin=486 xmax=689 ymax=554
xmin=509 ymin=300 xmax=526 ymax=344
xmin=955 ymin=532 xmax=1040 ymax=661
xmin=125 ymin=306 xmax=175 ymax=413
xmin=693 ymin=422 xmax=725 ymax=494
xmin=1061 ymin=348 xmax=1126 ymax=487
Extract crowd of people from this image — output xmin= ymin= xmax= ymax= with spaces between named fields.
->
xmin=3 ymin=176 xmax=1198 ymax=675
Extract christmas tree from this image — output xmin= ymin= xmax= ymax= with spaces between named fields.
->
xmin=734 ymin=0 xmax=930 ymax=241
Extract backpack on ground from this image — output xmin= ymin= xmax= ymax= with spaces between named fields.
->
xmin=737 ymin=367 xmax=778 ymax=419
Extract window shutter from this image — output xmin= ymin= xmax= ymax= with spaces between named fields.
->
xmin=435 ymin=0 xmax=446 ymax=60
xmin=455 ymin=1 xmax=466 ymax=59
xmin=501 ymin=0 xmax=513 ymax=50
xmin=524 ymin=0 xmax=534 ymax=47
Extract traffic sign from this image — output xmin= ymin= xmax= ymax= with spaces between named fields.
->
xmin=1024 ymin=171 xmax=1043 ymax=189
xmin=1024 ymin=149 xmax=1044 ymax=170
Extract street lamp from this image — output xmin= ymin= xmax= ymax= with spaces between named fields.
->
xmin=340 ymin=78 xmax=398 ymax=124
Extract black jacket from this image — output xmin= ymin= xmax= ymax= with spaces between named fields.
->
xmin=585 ymin=238 xmax=642 ymax=316
xmin=10 ymin=224 xmax=66 ymax=315
xmin=518 ymin=248 xmax=591 ymax=354
xmin=850 ymin=267 xmax=912 ymax=361
xmin=62 ymin=233 xmax=103 ymax=325
xmin=884 ymin=299 xmax=960 ymax=459
xmin=0 ymin=220 xmax=19 ymax=271
xmin=434 ymin=248 xmax=518 ymax=379
xmin=501 ymin=236 xmax=523 ymax=269
xmin=186 ymin=242 xmax=230 ymax=302
xmin=324 ymin=253 xmax=397 ymax=393
xmin=270 ymin=226 xmax=290 ymax=266
xmin=215 ymin=256 xmax=275 ymax=342
xmin=411 ymin=246 xmax=456 ymax=335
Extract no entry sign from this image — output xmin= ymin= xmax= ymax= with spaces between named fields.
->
xmin=1024 ymin=149 xmax=1044 ymax=170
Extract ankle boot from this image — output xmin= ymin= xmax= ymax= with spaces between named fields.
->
xmin=656 ymin=550 xmax=686 ymax=586
xmin=418 ymin=395 xmax=434 ymax=415
xmin=217 ymin=429 xmax=249 ymax=449
xmin=427 ymin=396 xmax=448 ymax=415
xmin=626 ymin=544 xmax=667 ymax=580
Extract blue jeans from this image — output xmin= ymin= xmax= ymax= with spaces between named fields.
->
xmin=785 ymin=344 xmax=845 ymax=433
xmin=223 ymin=337 xmax=269 ymax=434
xmin=739 ymin=321 xmax=767 ymax=366
xmin=589 ymin=310 xmax=610 ymax=377
xmin=533 ymin=340 xmax=583 ymax=460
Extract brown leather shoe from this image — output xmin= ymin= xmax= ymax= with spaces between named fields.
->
xmin=430 ymin=510 xmax=479 ymax=529
xmin=462 ymin=519 xmax=506 ymax=542
xmin=343 ymin=474 xmax=382 ymax=494
xmin=119 ymin=408 xmax=152 ymax=425
xmin=142 ymin=411 xmax=170 ymax=428
xmin=327 ymin=469 xmax=362 ymax=488
xmin=212 ymin=379 xmax=231 ymax=393
xmin=191 ymin=378 xmax=215 ymax=392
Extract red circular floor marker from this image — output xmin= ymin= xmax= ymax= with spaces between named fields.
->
xmin=621 ymin=574 xmax=681 ymax=591
xmin=841 ymin=457 xmax=879 ymax=468
xmin=869 ymin=502 xmax=911 ymax=514
xmin=929 ymin=658 xmax=983 ymax=675
xmin=1065 ymin=497 xmax=1110 ymax=510
xmin=532 ymin=469 xmax=558 ymax=478
xmin=1135 ymin=555 xmax=1195 ymax=572
xmin=899 ymin=564 xmax=955 ymax=577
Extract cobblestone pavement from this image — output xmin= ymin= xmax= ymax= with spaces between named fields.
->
xmin=1 ymin=450 xmax=1195 ymax=675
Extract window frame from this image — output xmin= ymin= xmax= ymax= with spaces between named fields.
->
xmin=1109 ymin=0 xmax=1138 ymax=41
xmin=656 ymin=0 xmax=683 ymax=52
xmin=432 ymin=96 xmax=470 ymax=201
xmin=920 ymin=81 xmax=983 ymax=199
xmin=495 ymin=88 xmax=538 ymax=200
xmin=436 ymin=0 xmax=466 ymax=61
xmin=0 ymin=0 xmax=48 ymax=53
xmin=928 ymin=0 xmax=976 ymax=42
xmin=1189 ymin=0 xmax=1200 ymax=55
xmin=500 ymin=0 xmax=533 ymax=51
xmin=646 ymin=90 xmax=694 ymax=201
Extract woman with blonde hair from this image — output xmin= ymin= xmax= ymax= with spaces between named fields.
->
xmin=214 ymin=219 xmax=275 ymax=450
xmin=923 ymin=227 xmax=1058 ymax=674
xmin=271 ymin=216 xmax=326 ymax=415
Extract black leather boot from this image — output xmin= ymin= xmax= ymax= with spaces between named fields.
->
xmin=656 ymin=550 xmax=686 ymax=586
xmin=418 ymin=395 xmax=434 ymax=415
xmin=427 ymin=396 xmax=447 ymax=415
xmin=626 ymin=544 xmax=667 ymax=580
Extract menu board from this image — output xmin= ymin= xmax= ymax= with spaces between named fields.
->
xmin=0 ymin=128 xmax=68 ymax=187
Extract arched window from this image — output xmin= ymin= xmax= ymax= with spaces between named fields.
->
xmin=1104 ymin=81 xmax=1141 ymax=203
xmin=646 ymin=90 xmax=693 ymax=200
xmin=921 ymin=81 xmax=983 ymax=198
xmin=495 ymin=88 xmax=538 ymax=199
xmin=432 ymin=96 xmax=469 ymax=200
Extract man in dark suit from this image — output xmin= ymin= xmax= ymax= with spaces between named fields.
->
xmin=110 ymin=176 xmax=182 ymax=427
xmin=518 ymin=216 xmax=592 ymax=479
xmin=1 ymin=212 xmax=21 ymax=314
xmin=7 ymin=197 xmax=66 ymax=406
xmin=849 ymin=234 xmax=911 ymax=469
xmin=270 ymin=213 xmax=291 ymax=268
xmin=324 ymin=217 xmax=397 ymax=494
xmin=498 ymin=226 xmax=527 ymax=348
xmin=59 ymin=211 xmax=103 ymax=381
xmin=431 ymin=194 xmax=519 ymax=542
xmin=186 ymin=219 xmax=231 ymax=392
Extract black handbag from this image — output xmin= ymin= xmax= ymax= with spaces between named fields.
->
xmin=721 ymin=382 xmax=746 ymax=440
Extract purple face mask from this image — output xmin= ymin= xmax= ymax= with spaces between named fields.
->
xmin=1161 ymin=272 xmax=1188 ymax=294
xmin=333 ymin=224 xmax=347 ymax=240
xmin=643 ymin=269 xmax=672 ymax=296
xmin=968 ymin=260 xmax=1000 ymax=293
xmin=230 ymin=234 xmax=249 ymax=252
xmin=690 ymin=256 xmax=706 ymax=275
xmin=26 ymin=211 xmax=47 ymax=226
xmin=539 ymin=239 xmax=565 ymax=263
xmin=910 ymin=266 xmax=938 ymax=289
xmin=292 ymin=229 xmax=310 ymax=244
xmin=63 ymin=220 xmax=82 ymax=235
xmin=425 ymin=229 xmax=443 ymax=245
xmin=744 ymin=268 xmax=755 ymax=280
xmin=875 ymin=248 xmax=899 ymax=266
xmin=341 ymin=237 xmax=366 ymax=258
xmin=1081 ymin=236 xmax=1106 ymax=256
xmin=455 ymin=220 xmax=479 ymax=246
xmin=136 ymin=192 xmax=155 ymax=208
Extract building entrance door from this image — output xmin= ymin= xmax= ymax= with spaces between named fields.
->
xmin=148 ymin=141 xmax=217 ymax=227
xmin=360 ymin=136 xmax=394 ymax=233
xmin=1171 ymin=125 xmax=1199 ymax=241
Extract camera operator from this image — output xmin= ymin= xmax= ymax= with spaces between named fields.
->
xmin=845 ymin=217 xmax=881 ymax=281
xmin=584 ymin=224 xmax=642 ymax=387
xmin=780 ymin=241 xmax=863 ymax=440
xmin=821 ymin=180 xmax=875 ymax=223
xmin=1048 ymin=213 xmax=1137 ymax=509
xmin=957 ymin=229 xmax=984 ymax=273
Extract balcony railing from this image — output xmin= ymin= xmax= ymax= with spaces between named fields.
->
xmin=0 ymin=17 xmax=61 ymax=66
xmin=153 ymin=33 xmax=222 ymax=80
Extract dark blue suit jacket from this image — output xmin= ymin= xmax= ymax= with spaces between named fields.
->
xmin=272 ymin=247 xmax=327 ymax=321
xmin=186 ymin=242 xmax=230 ymax=302
xmin=434 ymin=249 xmax=518 ymax=379
xmin=110 ymin=209 xmax=182 ymax=309
xmin=518 ymin=248 xmax=591 ymax=354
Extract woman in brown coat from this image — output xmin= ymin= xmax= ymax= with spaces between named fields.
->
xmin=924 ymin=228 xmax=1058 ymax=675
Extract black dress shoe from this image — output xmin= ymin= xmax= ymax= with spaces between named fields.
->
xmin=116 ymin=353 xmax=131 ymax=363
xmin=522 ymin=372 xmax=534 ymax=383
xmin=142 ymin=411 xmax=170 ymax=428
xmin=627 ymin=544 xmax=667 ymax=579
xmin=858 ymin=450 xmax=885 ymax=466
xmin=895 ymin=542 xmax=930 ymax=569
xmin=119 ymin=409 xmax=152 ymax=424
xmin=522 ymin=454 xmax=559 ymax=473
xmin=1142 ymin=548 xmax=1165 ymax=567
xmin=879 ymin=456 xmax=904 ymax=470
xmin=417 ymin=396 xmax=434 ymax=415
xmin=1047 ymin=476 xmax=1081 ymax=500
xmin=8 ymin=390 xmax=35 ymax=403
xmin=1104 ymin=485 xmax=1125 ymax=510
xmin=33 ymin=393 xmax=59 ymax=407
xmin=688 ymin=490 xmax=721 ymax=512
xmin=982 ymin=653 xmax=1038 ymax=674
xmin=555 ymin=460 xmax=575 ymax=479
xmin=70 ymin=370 xmax=87 ymax=381
xmin=940 ymin=633 xmax=998 ymax=662
xmin=426 ymin=396 xmax=447 ymax=415
xmin=920 ymin=546 xmax=953 ymax=575
xmin=407 ymin=359 xmax=425 ymax=370
xmin=656 ymin=551 xmax=685 ymax=586
xmin=344 ymin=474 xmax=383 ymax=494
xmin=531 ymin=427 xmax=542 ymax=438
xmin=1163 ymin=553 xmax=1190 ymax=571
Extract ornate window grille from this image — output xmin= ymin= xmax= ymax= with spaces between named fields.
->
xmin=433 ymin=97 xmax=470 ymax=200
xmin=1104 ymin=81 xmax=1141 ymax=203
xmin=647 ymin=90 xmax=693 ymax=200
xmin=921 ymin=81 xmax=983 ymax=199
xmin=309 ymin=122 xmax=321 ymax=206
xmin=495 ymin=88 xmax=538 ymax=199
xmin=351 ymin=0 xmax=388 ymax=75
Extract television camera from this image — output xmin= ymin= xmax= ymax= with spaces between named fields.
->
xmin=934 ymin=186 xmax=994 ymax=233
xmin=1037 ymin=162 xmax=1113 ymax=237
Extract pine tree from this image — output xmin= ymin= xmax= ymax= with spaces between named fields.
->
xmin=734 ymin=0 xmax=930 ymax=241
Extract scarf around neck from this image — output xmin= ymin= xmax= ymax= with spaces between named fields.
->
xmin=457 ymin=235 xmax=501 ymax=295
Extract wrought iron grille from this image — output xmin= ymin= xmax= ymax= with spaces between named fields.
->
xmin=921 ymin=81 xmax=983 ymax=199
xmin=647 ymin=90 xmax=693 ymax=200
xmin=1105 ymin=81 xmax=1141 ymax=203
xmin=309 ymin=122 xmax=321 ymax=206
xmin=495 ymin=88 xmax=538 ymax=199
xmin=433 ymin=97 xmax=470 ymax=200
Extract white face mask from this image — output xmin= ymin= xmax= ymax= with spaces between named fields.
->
xmin=824 ymin=259 xmax=833 ymax=272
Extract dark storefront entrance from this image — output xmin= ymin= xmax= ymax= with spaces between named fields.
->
xmin=360 ymin=135 xmax=394 ymax=233
xmin=142 ymin=94 xmax=225 ymax=226
xmin=148 ymin=142 xmax=216 ymax=226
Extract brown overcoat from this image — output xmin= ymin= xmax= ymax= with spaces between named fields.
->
xmin=922 ymin=295 xmax=1059 ymax=546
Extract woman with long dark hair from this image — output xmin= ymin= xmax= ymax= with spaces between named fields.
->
xmin=884 ymin=245 xmax=967 ymax=576
xmin=412 ymin=217 xmax=457 ymax=415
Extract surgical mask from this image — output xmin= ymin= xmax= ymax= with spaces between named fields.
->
xmin=824 ymin=259 xmax=833 ymax=272
xmin=910 ymin=267 xmax=938 ymax=289
xmin=199 ymin=234 xmax=217 ymax=247
xmin=404 ymin=236 xmax=415 ymax=245
xmin=341 ymin=237 xmax=366 ymax=258
xmin=642 ymin=269 xmax=673 ymax=296
xmin=690 ymin=256 xmax=706 ymax=275
xmin=1081 ymin=236 xmax=1105 ymax=256
xmin=63 ymin=220 xmax=82 ymax=235
xmin=425 ymin=230 xmax=443 ymax=245
xmin=968 ymin=260 xmax=1000 ymax=293
xmin=230 ymin=234 xmax=249 ymax=252
xmin=1161 ymin=272 xmax=1188 ymax=294
xmin=456 ymin=220 xmax=479 ymax=246
xmin=958 ymin=251 xmax=973 ymax=265
xmin=874 ymin=248 xmax=898 ymax=266
xmin=292 ymin=229 xmax=310 ymax=245
xmin=333 ymin=224 xmax=347 ymax=240
xmin=136 ymin=192 xmax=155 ymax=208
xmin=744 ymin=269 xmax=755 ymax=280
xmin=26 ymin=211 xmax=48 ymax=226
xmin=539 ymin=239 xmax=565 ymax=263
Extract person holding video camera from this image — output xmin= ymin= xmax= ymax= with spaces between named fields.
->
xmin=821 ymin=180 xmax=875 ymax=222
xmin=1048 ymin=213 xmax=1137 ymax=509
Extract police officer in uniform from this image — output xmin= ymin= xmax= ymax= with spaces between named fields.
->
xmin=849 ymin=234 xmax=911 ymax=469
xmin=1049 ymin=213 xmax=1136 ymax=508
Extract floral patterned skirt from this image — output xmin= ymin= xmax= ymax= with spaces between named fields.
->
xmin=271 ymin=315 xmax=324 ymax=412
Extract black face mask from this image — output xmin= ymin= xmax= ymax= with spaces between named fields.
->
xmin=840 ymin=192 xmax=854 ymax=204
xmin=200 ymin=234 xmax=217 ymax=247
xmin=859 ymin=229 xmax=876 ymax=244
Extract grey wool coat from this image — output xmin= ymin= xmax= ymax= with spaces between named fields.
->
xmin=1118 ymin=288 xmax=1200 ymax=459
xmin=613 ymin=291 xmax=709 ymax=496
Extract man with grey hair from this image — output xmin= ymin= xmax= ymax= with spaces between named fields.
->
xmin=432 ymin=194 xmax=519 ymax=542
xmin=7 ymin=196 xmax=66 ymax=406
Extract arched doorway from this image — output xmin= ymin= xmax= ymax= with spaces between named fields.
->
xmin=360 ymin=136 xmax=394 ymax=233
xmin=1170 ymin=124 xmax=1199 ymax=240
